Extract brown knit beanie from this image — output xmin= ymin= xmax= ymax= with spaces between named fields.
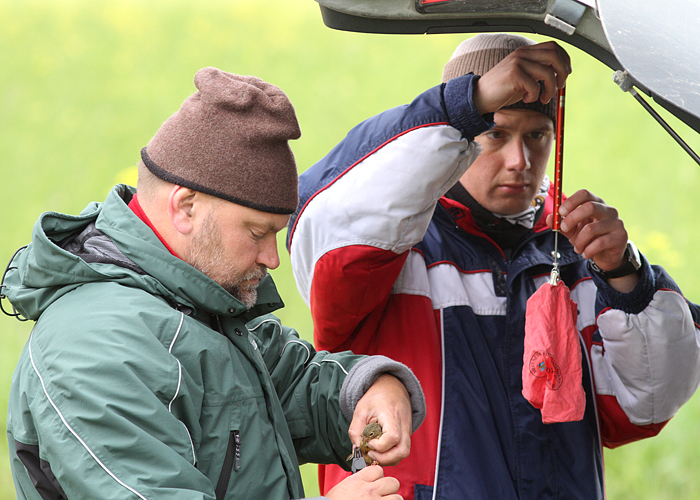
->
xmin=442 ymin=33 xmax=557 ymax=123
xmin=142 ymin=67 xmax=301 ymax=214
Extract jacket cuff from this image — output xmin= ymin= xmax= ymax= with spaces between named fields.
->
xmin=589 ymin=253 xmax=656 ymax=315
xmin=443 ymin=73 xmax=495 ymax=141
xmin=339 ymin=355 xmax=426 ymax=433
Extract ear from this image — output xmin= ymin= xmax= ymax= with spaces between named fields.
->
xmin=167 ymin=185 xmax=198 ymax=235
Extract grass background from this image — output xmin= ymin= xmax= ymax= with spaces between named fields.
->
xmin=2 ymin=0 xmax=700 ymax=498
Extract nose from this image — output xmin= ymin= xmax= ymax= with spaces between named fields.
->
xmin=257 ymin=234 xmax=281 ymax=270
xmin=504 ymin=137 xmax=531 ymax=172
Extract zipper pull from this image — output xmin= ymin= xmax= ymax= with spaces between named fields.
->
xmin=234 ymin=431 xmax=241 ymax=471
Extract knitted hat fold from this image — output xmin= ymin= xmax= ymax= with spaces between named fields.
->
xmin=442 ymin=33 xmax=557 ymax=122
xmin=143 ymin=67 xmax=300 ymax=214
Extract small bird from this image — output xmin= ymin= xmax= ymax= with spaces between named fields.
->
xmin=347 ymin=422 xmax=384 ymax=466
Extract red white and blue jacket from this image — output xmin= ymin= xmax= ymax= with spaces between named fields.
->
xmin=287 ymin=74 xmax=700 ymax=500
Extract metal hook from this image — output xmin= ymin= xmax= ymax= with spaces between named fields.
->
xmin=549 ymin=235 xmax=561 ymax=286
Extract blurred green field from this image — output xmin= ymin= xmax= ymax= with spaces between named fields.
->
xmin=2 ymin=0 xmax=700 ymax=498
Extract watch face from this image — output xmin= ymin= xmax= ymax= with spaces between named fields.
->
xmin=628 ymin=241 xmax=642 ymax=270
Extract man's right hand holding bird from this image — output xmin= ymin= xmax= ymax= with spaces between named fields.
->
xmin=326 ymin=373 xmax=414 ymax=500
xmin=348 ymin=374 xmax=413 ymax=466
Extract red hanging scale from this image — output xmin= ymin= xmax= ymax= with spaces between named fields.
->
xmin=552 ymin=87 xmax=565 ymax=257
xmin=521 ymin=86 xmax=586 ymax=424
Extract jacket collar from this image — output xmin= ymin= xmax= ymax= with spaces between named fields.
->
xmin=104 ymin=186 xmax=285 ymax=319
xmin=439 ymin=182 xmax=556 ymax=238
xmin=5 ymin=184 xmax=284 ymax=321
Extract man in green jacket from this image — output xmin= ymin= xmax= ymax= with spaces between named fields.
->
xmin=2 ymin=67 xmax=425 ymax=500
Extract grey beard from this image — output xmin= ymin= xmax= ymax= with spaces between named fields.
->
xmin=185 ymin=218 xmax=267 ymax=309
xmin=225 ymin=266 xmax=268 ymax=309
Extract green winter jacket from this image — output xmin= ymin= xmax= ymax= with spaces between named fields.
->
xmin=4 ymin=185 xmax=423 ymax=500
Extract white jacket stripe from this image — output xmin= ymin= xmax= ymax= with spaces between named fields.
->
xmin=28 ymin=336 xmax=148 ymax=500
xmin=291 ymin=125 xmax=479 ymax=303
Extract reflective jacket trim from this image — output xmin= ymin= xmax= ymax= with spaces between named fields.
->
xmin=432 ymin=308 xmax=446 ymax=498
xmin=280 ymin=339 xmax=312 ymax=363
xmin=167 ymin=312 xmax=196 ymax=465
xmin=309 ymin=359 xmax=349 ymax=374
xmin=28 ymin=335 xmax=149 ymax=500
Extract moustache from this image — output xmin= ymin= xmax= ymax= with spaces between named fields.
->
xmin=242 ymin=266 xmax=268 ymax=283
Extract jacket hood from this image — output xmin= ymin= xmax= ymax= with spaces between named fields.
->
xmin=2 ymin=185 xmax=283 ymax=321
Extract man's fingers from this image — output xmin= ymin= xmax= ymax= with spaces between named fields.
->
xmin=371 ymin=428 xmax=399 ymax=451
xmin=474 ymin=40 xmax=571 ymax=114
xmin=348 ymin=426 xmax=362 ymax=447
xmin=558 ymin=189 xmax=612 ymax=234
xmin=516 ymin=41 xmax=572 ymax=81
xmin=569 ymin=219 xmax=621 ymax=252
xmin=509 ymin=43 xmax=572 ymax=101
xmin=558 ymin=189 xmax=604 ymax=216
xmin=354 ymin=464 xmax=385 ymax=481
xmin=560 ymin=201 xmax=618 ymax=235
xmin=551 ymin=188 xmax=628 ymax=265
xmin=376 ymin=474 xmax=401 ymax=496
xmin=347 ymin=412 xmax=372 ymax=446
xmin=326 ymin=466 xmax=403 ymax=500
xmin=358 ymin=468 xmax=400 ymax=496
xmin=354 ymin=467 xmax=401 ymax=496
xmin=355 ymin=424 xmax=408 ymax=465
xmin=559 ymin=210 xmax=628 ymax=266
xmin=578 ymin=231 xmax=626 ymax=262
xmin=369 ymin=448 xmax=410 ymax=467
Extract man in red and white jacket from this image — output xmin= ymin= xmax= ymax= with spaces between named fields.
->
xmin=287 ymin=34 xmax=700 ymax=500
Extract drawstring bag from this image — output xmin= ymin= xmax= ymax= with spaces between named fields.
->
xmin=522 ymin=280 xmax=585 ymax=423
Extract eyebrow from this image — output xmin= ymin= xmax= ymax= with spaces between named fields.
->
xmin=246 ymin=219 xmax=287 ymax=233
xmin=487 ymin=124 xmax=554 ymax=134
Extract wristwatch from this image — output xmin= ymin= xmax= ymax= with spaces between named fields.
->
xmin=588 ymin=240 xmax=642 ymax=280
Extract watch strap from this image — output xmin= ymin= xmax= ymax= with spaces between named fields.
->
xmin=588 ymin=241 xmax=641 ymax=280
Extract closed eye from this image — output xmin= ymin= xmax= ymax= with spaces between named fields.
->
xmin=250 ymin=230 xmax=265 ymax=241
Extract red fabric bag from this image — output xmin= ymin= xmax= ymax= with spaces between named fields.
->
xmin=522 ymin=280 xmax=586 ymax=423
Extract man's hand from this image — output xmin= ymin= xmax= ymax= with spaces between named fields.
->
xmin=546 ymin=189 xmax=639 ymax=293
xmin=325 ymin=466 xmax=402 ymax=500
xmin=349 ymin=374 xmax=412 ymax=466
xmin=473 ymin=41 xmax=571 ymax=116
